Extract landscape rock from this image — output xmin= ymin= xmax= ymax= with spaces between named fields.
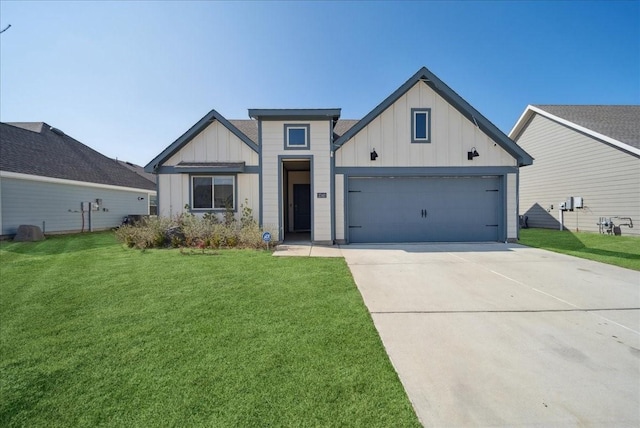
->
xmin=14 ymin=225 xmax=45 ymax=242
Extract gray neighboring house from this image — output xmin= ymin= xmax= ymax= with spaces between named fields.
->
xmin=509 ymin=105 xmax=640 ymax=236
xmin=0 ymin=122 xmax=157 ymax=236
xmin=117 ymin=159 xmax=157 ymax=214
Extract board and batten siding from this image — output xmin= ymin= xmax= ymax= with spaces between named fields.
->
xmin=335 ymin=82 xmax=516 ymax=168
xmin=261 ymin=120 xmax=332 ymax=242
xmin=165 ymin=120 xmax=258 ymax=166
xmin=1 ymin=175 xmax=151 ymax=235
xmin=157 ymin=119 xmax=259 ymax=221
xmin=157 ymin=173 xmax=258 ymax=221
xmin=517 ymin=114 xmax=640 ymax=236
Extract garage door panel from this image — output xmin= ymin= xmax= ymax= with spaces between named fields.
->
xmin=348 ymin=177 xmax=501 ymax=243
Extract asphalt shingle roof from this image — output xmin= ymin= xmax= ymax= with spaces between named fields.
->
xmin=226 ymin=119 xmax=358 ymax=144
xmin=1 ymin=122 xmax=156 ymax=191
xmin=229 ymin=120 xmax=259 ymax=144
xmin=534 ymin=105 xmax=640 ymax=149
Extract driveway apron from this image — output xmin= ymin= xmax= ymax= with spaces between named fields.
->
xmin=341 ymin=243 xmax=640 ymax=427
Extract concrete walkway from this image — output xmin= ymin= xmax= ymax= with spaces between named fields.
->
xmin=272 ymin=243 xmax=343 ymax=257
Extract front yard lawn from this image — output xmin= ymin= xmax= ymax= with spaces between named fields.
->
xmin=519 ymin=228 xmax=640 ymax=271
xmin=0 ymin=233 xmax=420 ymax=427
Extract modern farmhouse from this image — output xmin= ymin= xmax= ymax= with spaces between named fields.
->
xmin=145 ymin=67 xmax=533 ymax=244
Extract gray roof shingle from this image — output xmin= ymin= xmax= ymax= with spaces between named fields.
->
xmin=227 ymin=119 xmax=359 ymax=144
xmin=117 ymin=159 xmax=157 ymax=184
xmin=229 ymin=120 xmax=258 ymax=144
xmin=333 ymin=120 xmax=359 ymax=140
xmin=534 ymin=105 xmax=640 ymax=149
xmin=1 ymin=122 xmax=156 ymax=191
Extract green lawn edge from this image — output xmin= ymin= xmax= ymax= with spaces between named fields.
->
xmin=519 ymin=228 xmax=640 ymax=271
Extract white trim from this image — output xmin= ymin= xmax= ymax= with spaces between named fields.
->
xmin=191 ymin=175 xmax=236 ymax=210
xmin=0 ymin=170 xmax=157 ymax=195
xmin=286 ymin=126 xmax=309 ymax=148
xmin=413 ymin=110 xmax=429 ymax=141
xmin=509 ymin=105 xmax=640 ymax=156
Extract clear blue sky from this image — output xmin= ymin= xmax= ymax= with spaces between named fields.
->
xmin=1 ymin=1 xmax=638 ymax=167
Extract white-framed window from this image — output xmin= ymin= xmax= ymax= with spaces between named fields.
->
xmin=284 ymin=124 xmax=310 ymax=149
xmin=411 ymin=108 xmax=431 ymax=143
xmin=191 ymin=175 xmax=235 ymax=210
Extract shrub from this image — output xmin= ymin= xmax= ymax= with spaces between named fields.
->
xmin=115 ymin=217 xmax=173 ymax=249
xmin=115 ymin=211 xmax=274 ymax=250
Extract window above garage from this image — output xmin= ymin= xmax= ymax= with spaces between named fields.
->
xmin=411 ymin=108 xmax=431 ymax=143
xmin=284 ymin=124 xmax=310 ymax=150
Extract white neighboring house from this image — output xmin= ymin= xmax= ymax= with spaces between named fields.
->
xmin=146 ymin=67 xmax=533 ymax=244
xmin=510 ymin=105 xmax=640 ymax=237
xmin=0 ymin=122 xmax=157 ymax=236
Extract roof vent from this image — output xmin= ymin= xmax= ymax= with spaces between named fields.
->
xmin=49 ymin=127 xmax=65 ymax=136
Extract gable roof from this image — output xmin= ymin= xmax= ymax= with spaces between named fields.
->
xmin=333 ymin=67 xmax=533 ymax=167
xmin=0 ymin=122 xmax=156 ymax=191
xmin=509 ymin=105 xmax=640 ymax=156
xmin=145 ymin=109 xmax=260 ymax=172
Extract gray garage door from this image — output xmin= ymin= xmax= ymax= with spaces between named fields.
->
xmin=348 ymin=176 xmax=502 ymax=243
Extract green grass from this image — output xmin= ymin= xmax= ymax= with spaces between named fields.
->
xmin=519 ymin=228 xmax=640 ymax=271
xmin=0 ymin=233 xmax=420 ymax=427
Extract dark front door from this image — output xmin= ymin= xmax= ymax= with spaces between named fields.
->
xmin=293 ymin=184 xmax=311 ymax=231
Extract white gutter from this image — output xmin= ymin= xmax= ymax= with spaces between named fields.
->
xmin=0 ymin=170 xmax=157 ymax=195
xmin=510 ymin=105 xmax=640 ymax=157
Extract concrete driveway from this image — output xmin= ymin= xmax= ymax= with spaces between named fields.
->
xmin=341 ymin=243 xmax=640 ymax=427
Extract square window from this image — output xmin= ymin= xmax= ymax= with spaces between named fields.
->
xmin=284 ymin=124 xmax=310 ymax=149
xmin=411 ymin=108 xmax=431 ymax=143
xmin=191 ymin=176 xmax=235 ymax=210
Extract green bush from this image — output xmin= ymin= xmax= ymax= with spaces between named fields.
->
xmin=115 ymin=217 xmax=173 ymax=249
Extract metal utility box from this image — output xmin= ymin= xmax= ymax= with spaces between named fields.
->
xmin=574 ymin=197 xmax=583 ymax=209
xmin=565 ymin=197 xmax=574 ymax=211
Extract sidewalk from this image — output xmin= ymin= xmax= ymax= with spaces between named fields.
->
xmin=272 ymin=243 xmax=343 ymax=257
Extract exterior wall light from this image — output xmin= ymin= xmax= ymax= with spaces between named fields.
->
xmin=370 ymin=149 xmax=378 ymax=161
xmin=467 ymin=147 xmax=479 ymax=160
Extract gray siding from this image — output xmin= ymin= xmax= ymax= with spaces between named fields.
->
xmin=1 ymin=177 xmax=150 ymax=236
xmin=517 ymin=114 xmax=640 ymax=236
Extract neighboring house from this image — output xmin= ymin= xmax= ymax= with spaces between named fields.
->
xmin=510 ymin=105 xmax=640 ymax=237
xmin=145 ymin=67 xmax=533 ymax=244
xmin=117 ymin=159 xmax=158 ymax=214
xmin=0 ymin=122 xmax=157 ymax=236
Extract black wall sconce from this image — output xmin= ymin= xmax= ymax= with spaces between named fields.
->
xmin=467 ymin=147 xmax=479 ymax=160
xmin=370 ymin=149 xmax=378 ymax=161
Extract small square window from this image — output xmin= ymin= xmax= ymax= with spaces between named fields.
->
xmin=411 ymin=108 xmax=431 ymax=143
xmin=284 ymin=124 xmax=310 ymax=149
